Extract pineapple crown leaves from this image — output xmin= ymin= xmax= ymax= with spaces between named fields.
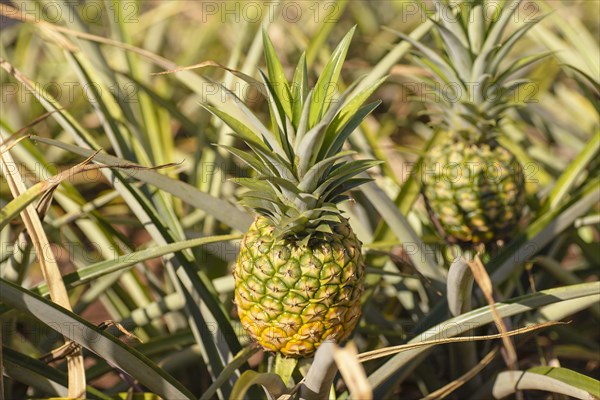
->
xmin=389 ymin=0 xmax=548 ymax=139
xmin=202 ymin=27 xmax=384 ymax=239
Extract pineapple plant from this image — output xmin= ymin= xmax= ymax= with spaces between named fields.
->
xmin=397 ymin=0 xmax=545 ymax=246
xmin=203 ymin=28 xmax=384 ymax=357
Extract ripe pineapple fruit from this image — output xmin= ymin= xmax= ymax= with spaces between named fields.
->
xmin=397 ymin=0 xmax=543 ymax=245
xmin=204 ymin=28 xmax=383 ymax=357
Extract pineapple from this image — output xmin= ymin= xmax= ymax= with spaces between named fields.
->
xmin=396 ymin=0 xmax=544 ymax=246
xmin=204 ymin=27 xmax=384 ymax=357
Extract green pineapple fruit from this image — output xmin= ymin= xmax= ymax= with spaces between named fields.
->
xmin=204 ymin=27 xmax=384 ymax=357
xmin=397 ymin=0 xmax=545 ymax=245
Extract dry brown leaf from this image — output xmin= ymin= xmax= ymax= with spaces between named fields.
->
xmin=358 ymin=321 xmax=566 ymax=363
xmin=333 ymin=342 xmax=372 ymax=400
xmin=1 ymin=147 xmax=87 ymax=398
xmin=422 ymin=347 xmax=499 ymax=400
xmin=467 ymin=254 xmax=518 ymax=369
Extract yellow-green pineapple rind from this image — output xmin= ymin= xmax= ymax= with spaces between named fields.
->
xmin=234 ymin=216 xmax=364 ymax=357
xmin=423 ymin=140 xmax=526 ymax=245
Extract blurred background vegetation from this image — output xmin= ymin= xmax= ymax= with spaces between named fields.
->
xmin=1 ymin=1 xmax=598 ymax=399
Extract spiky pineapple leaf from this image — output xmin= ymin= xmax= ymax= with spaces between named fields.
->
xmin=315 ymin=214 xmax=344 ymax=223
xmin=295 ymin=79 xmax=363 ymax=174
xmin=258 ymin=69 xmax=295 ymax=161
xmin=315 ymin=160 xmax=382 ymax=197
xmin=239 ymin=197 xmax=282 ymax=217
xmin=324 ymin=100 xmax=383 ymax=158
xmin=500 ymin=78 xmax=533 ymax=94
xmin=390 ymin=29 xmax=464 ymax=89
xmin=202 ymin=104 xmax=266 ymax=150
xmin=213 ymin=118 xmax=297 ymax=184
xmin=293 ymin=89 xmax=314 ymax=149
xmin=203 ymin=79 xmax=287 ymax=158
xmin=246 ymin=147 xmax=296 ymax=183
xmin=236 ymin=183 xmax=294 ymax=209
xmin=262 ymin=29 xmax=293 ymax=119
xmin=471 ymin=0 xmax=535 ymax=81
xmin=494 ymin=52 xmax=553 ymax=87
xmin=489 ymin=19 xmax=545 ymax=76
xmin=563 ymin=64 xmax=600 ymax=113
xmin=291 ymin=52 xmax=309 ymax=128
xmin=401 ymin=73 xmax=451 ymax=106
xmin=468 ymin=4 xmax=485 ymax=53
xmin=238 ymin=190 xmax=282 ymax=204
xmin=480 ymin=0 xmax=523 ymax=57
xmin=410 ymin=56 xmax=457 ymax=89
xmin=315 ymin=224 xmax=334 ymax=234
xmin=563 ymin=63 xmax=600 ymax=92
xmin=231 ymin=177 xmax=273 ymax=191
xmin=309 ymin=26 xmax=356 ymax=128
xmin=219 ymin=145 xmax=272 ymax=176
xmin=432 ymin=0 xmax=469 ymax=48
xmin=326 ymin=178 xmax=375 ymax=200
xmin=261 ymin=175 xmax=304 ymax=196
xmin=429 ymin=19 xmax=472 ymax=82
xmin=319 ymin=76 xmax=386 ymax=159
xmin=297 ymin=150 xmax=356 ymax=192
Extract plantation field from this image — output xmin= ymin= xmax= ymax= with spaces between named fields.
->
xmin=1 ymin=1 xmax=599 ymax=399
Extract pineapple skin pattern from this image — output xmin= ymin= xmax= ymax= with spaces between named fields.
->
xmin=423 ymin=140 xmax=526 ymax=245
xmin=235 ymin=217 xmax=364 ymax=357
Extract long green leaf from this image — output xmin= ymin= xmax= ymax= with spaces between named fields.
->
xmin=490 ymin=177 xmax=599 ymax=283
xmin=200 ymin=346 xmax=261 ymax=400
xmin=492 ymin=370 xmax=597 ymax=399
xmin=529 ymin=366 xmax=600 ymax=398
xmin=230 ymin=371 xmax=288 ymax=400
xmin=320 ymin=75 xmax=386 ymax=159
xmin=368 ymin=282 xmax=600 ymax=394
xmin=203 ymin=78 xmax=287 ymax=159
xmin=309 ymin=26 xmax=356 ymax=128
xmin=262 ymin=29 xmax=293 ymax=119
xmin=359 ymin=181 xmax=445 ymax=287
xmin=325 ymin=101 xmax=382 ymax=159
xmin=29 ymin=235 xmax=240 ymax=298
xmin=544 ymin=130 xmax=600 ymax=211
xmin=0 ymin=278 xmax=196 ymax=400
xmin=29 ymin=136 xmax=253 ymax=232
xmin=2 ymin=347 xmax=112 ymax=400
xmin=291 ymin=52 xmax=309 ymax=129
xmin=0 ymin=179 xmax=51 ymax=230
